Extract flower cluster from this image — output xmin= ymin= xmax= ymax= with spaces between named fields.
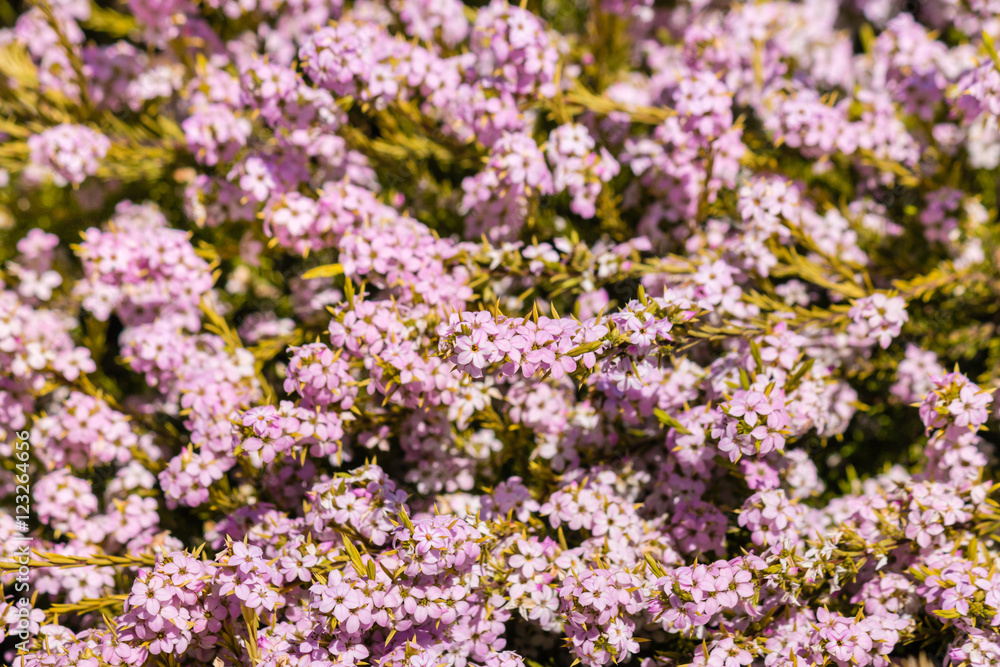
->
xmin=27 ymin=124 xmax=110 ymax=185
xmin=713 ymin=388 xmax=791 ymax=461
xmin=847 ymin=293 xmax=909 ymax=350
xmin=7 ymin=0 xmax=1000 ymax=666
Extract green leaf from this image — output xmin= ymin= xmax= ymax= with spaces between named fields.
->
xmin=566 ymin=340 xmax=605 ymax=357
xmin=785 ymin=357 xmax=815 ymax=393
xmin=341 ymin=534 xmax=367 ymax=578
xmin=749 ymin=339 xmax=764 ymax=370
xmin=399 ymin=508 xmax=414 ymax=531
xmin=654 ymin=408 xmax=692 ymax=435
xmin=643 ymin=552 xmax=666 ymax=578
xmin=984 ymin=30 xmax=1000 ymax=70
xmin=302 ymin=263 xmax=344 ymax=279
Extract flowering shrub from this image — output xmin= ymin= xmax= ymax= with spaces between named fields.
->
xmin=6 ymin=0 xmax=1000 ymax=666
